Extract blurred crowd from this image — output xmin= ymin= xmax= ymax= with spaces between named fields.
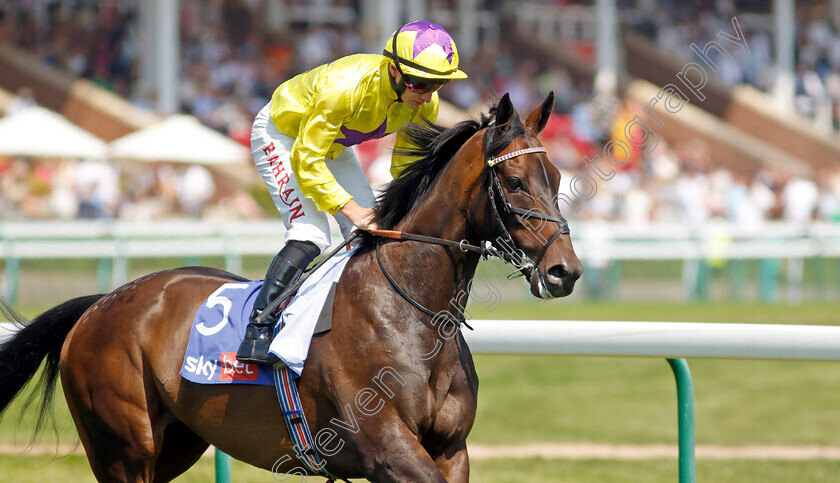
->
xmin=634 ymin=0 xmax=840 ymax=130
xmin=0 ymin=0 xmax=838 ymax=225
xmin=0 ymin=153 xmax=264 ymax=220
xmin=551 ymin=113 xmax=840 ymax=226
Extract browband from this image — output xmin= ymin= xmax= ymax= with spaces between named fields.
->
xmin=488 ymin=147 xmax=548 ymax=167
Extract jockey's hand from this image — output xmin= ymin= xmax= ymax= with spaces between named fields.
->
xmin=339 ymin=200 xmax=379 ymax=231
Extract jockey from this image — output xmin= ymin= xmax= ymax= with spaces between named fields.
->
xmin=237 ymin=21 xmax=468 ymax=364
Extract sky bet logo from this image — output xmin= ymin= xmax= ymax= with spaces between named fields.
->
xmin=219 ymin=352 xmax=258 ymax=381
xmin=183 ymin=352 xmax=258 ymax=382
xmin=183 ymin=355 xmax=217 ymax=381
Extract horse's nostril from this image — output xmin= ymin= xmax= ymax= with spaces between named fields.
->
xmin=548 ymin=265 xmax=568 ymax=281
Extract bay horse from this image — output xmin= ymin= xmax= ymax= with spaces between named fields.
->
xmin=0 ymin=92 xmax=581 ymax=482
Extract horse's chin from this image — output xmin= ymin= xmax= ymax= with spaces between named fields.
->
xmin=529 ymin=270 xmax=573 ymax=299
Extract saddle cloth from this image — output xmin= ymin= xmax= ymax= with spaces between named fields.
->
xmin=179 ymin=247 xmax=356 ymax=385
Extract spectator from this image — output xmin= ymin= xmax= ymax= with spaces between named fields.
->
xmin=781 ymin=174 xmax=819 ymax=224
xmin=75 ymin=158 xmax=120 ymax=218
xmin=176 ymin=164 xmax=216 ymax=216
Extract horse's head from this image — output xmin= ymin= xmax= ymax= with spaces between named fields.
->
xmin=475 ymin=92 xmax=583 ymax=298
xmin=365 ymin=92 xmax=582 ymax=298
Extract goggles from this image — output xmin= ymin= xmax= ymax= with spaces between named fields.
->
xmin=403 ymin=74 xmax=449 ymax=94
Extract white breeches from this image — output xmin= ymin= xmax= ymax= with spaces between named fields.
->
xmin=251 ymin=102 xmax=376 ymax=253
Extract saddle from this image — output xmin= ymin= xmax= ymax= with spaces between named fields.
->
xmin=179 ymin=278 xmax=339 ymax=385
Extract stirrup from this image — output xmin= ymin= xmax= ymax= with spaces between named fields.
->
xmin=236 ymin=339 xmax=280 ymax=365
xmin=236 ymin=318 xmax=280 ymax=365
xmin=237 ymin=351 xmax=280 ymax=365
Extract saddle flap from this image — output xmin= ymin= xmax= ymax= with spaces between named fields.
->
xmin=313 ymin=282 xmax=338 ymax=335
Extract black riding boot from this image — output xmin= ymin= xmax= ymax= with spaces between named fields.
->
xmin=236 ymin=240 xmax=319 ymax=365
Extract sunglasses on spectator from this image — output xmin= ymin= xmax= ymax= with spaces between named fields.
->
xmin=403 ymin=74 xmax=449 ymax=94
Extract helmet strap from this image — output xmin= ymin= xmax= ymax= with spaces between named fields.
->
xmin=388 ymin=69 xmax=406 ymax=102
xmin=387 ymin=29 xmax=406 ymax=102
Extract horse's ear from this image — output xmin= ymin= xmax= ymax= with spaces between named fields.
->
xmin=495 ymin=93 xmax=515 ymax=133
xmin=526 ymin=91 xmax=555 ymax=134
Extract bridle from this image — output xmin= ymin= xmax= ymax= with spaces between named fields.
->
xmin=373 ymin=122 xmax=571 ymax=327
xmin=477 ymin=122 xmax=570 ymax=279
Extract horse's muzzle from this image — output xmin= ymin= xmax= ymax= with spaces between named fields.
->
xmin=530 ymin=258 xmax=583 ymax=299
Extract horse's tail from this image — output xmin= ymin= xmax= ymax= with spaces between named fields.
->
xmin=0 ymin=294 xmax=102 ymax=437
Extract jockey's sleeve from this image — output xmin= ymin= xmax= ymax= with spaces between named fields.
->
xmin=290 ymin=88 xmax=354 ymax=214
xmin=390 ymin=95 xmax=439 ymax=180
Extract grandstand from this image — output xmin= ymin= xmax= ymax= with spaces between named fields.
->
xmin=0 ymin=0 xmax=839 ymax=303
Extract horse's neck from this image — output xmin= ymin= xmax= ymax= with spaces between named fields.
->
xmin=398 ymin=141 xmax=486 ymax=246
xmin=388 ymin=213 xmax=480 ymax=315
xmin=386 ymin=150 xmax=485 ymax=319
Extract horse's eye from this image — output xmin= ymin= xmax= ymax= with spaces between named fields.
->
xmin=506 ymin=177 xmax=523 ymax=191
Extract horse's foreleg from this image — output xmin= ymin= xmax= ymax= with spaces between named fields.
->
xmin=434 ymin=441 xmax=470 ymax=483
xmin=151 ymin=421 xmax=209 ymax=482
xmin=361 ymin=425 xmax=447 ymax=483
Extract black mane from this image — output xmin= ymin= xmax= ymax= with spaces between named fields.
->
xmin=357 ymin=99 xmax=526 ymax=249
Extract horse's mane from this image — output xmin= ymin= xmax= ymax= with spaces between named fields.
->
xmin=357 ymin=98 xmax=526 ymax=249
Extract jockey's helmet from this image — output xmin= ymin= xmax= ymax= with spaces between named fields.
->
xmin=383 ymin=21 xmax=467 ymax=82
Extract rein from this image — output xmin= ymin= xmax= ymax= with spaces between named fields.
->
xmin=367 ymin=229 xmax=528 ymax=264
xmin=372 ymin=122 xmax=571 ymax=328
xmin=374 ymin=243 xmax=472 ymax=330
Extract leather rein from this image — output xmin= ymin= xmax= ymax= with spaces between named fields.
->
xmin=372 ymin=122 xmax=570 ymax=328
